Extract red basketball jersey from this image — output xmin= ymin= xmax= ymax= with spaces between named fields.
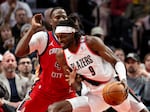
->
xmin=17 ymin=31 xmax=76 ymax=112
xmin=38 ymin=31 xmax=75 ymax=100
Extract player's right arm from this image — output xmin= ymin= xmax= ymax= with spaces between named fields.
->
xmin=87 ymin=36 xmax=128 ymax=88
xmin=15 ymin=14 xmax=43 ymax=57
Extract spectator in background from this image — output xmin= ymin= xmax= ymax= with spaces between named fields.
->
xmin=12 ymin=8 xmax=28 ymax=45
xmin=143 ymin=53 xmax=150 ymax=110
xmin=91 ymin=26 xmax=105 ymax=41
xmin=0 ymin=24 xmax=15 ymax=54
xmin=125 ymin=52 xmax=150 ymax=110
xmin=17 ymin=56 xmax=36 ymax=90
xmin=125 ymin=53 xmax=149 ymax=78
xmin=90 ymin=26 xmax=114 ymax=49
xmin=144 ymin=53 xmax=150 ymax=73
xmin=0 ymin=80 xmax=16 ymax=112
xmin=0 ymin=51 xmax=29 ymax=110
xmin=114 ymin=48 xmax=125 ymax=63
xmin=20 ymin=23 xmax=31 ymax=38
xmin=0 ymin=0 xmax=32 ymax=27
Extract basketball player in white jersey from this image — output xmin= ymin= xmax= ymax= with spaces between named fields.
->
xmin=47 ymin=19 xmax=149 ymax=112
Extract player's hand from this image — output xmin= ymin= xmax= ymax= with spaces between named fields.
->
xmin=65 ymin=68 xmax=77 ymax=85
xmin=120 ymin=79 xmax=129 ymax=95
xmin=31 ymin=14 xmax=43 ymax=30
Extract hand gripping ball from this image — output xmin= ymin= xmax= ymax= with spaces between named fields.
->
xmin=102 ymin=81 xmax=128 ymax=106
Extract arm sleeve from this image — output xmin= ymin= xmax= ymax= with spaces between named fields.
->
xmin=115 ymin=61 xmax=127 ymax=81
xmin=29 ymin=31 xmax=48 ymax=55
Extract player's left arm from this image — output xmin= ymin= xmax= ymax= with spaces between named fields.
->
xmin=86 ymin=36 xmax=127 ymax=83
xmin=56 ymin=49 xmax=82 ymax=91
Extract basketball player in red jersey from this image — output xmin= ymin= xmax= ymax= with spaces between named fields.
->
xmin=15 ymin=7 xmax=76 ymax=112
xmin=47 ymin=19 xmax=149 ymax=112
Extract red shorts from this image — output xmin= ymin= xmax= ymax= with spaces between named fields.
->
xmin=17 ymin=82 xmax=76 ymax=112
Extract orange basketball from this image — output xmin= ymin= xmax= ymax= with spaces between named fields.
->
xmin=102 ymin=81 xmax=128 ymax=106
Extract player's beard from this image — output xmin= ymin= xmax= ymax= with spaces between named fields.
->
xmin=65 ymin=39 xmax=74 ymax=49
xmin=62 ymin=42 xmax=71 ymax=49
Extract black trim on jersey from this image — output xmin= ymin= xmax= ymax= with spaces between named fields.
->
xmin=80 ymin=75 xmax=105 ymax=86
xmin=39 ymin=32 xmax=49 ymax=56
xmin=129 ymin=88 xmax=141 ymax=102
xmin=52 ymin=31 xmax=60 ymax=45
xmin=38 ymin=32 xmax=49 ymax=75
xmin=38 ymin=65 xmax=42 ymax=76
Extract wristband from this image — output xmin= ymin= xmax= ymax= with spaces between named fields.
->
xmin=115 ymin=61 xmax=127 ymax=81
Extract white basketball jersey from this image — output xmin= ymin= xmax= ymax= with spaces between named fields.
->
xmin=64 ymin=36 xmax=114 ymax=82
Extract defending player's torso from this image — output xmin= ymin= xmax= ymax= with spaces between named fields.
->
xmin=38 ymin=31 xmax=75 ymax=97
xmin=64 ymin=36 xmax=114 ymax=82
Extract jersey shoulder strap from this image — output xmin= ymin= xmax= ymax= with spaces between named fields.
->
xmin=80 ymin=35 xmax=86 ymax=43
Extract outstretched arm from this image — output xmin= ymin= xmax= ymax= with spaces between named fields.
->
xmin=15 ymin=14 xmax=43 ymax=57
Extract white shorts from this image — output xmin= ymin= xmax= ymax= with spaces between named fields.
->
xmin=67 ymin=81 xmax=147 ymax=112
xmin=66 ymin=96 xmax=91 ymax=112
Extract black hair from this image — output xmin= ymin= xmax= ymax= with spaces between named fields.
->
xmin=49 ymin=7 xmax=65 ymax=18
xmin=15 ymin=7 xmax=27 ymax=16
xmin=17 ymin=56 xmax=31 ymax=63
xmin=56 ymin=19 xmax=81 ymax=43
xmin=56 ymin=18 xmax=76 ymax=28
xmin=68 ymin=13 xmax=84 ymax=33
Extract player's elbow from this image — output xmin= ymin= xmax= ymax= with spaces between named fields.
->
xmin=15 ymin=50 xmax=22 ymax=57
xmin=15 ymin=50 xmax=23 ymax=57
xmin=15 ymin=48 xmax=29 ymax=57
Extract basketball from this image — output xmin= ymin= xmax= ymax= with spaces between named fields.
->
xmin=102 ymin=81 xmax=128 ymax=106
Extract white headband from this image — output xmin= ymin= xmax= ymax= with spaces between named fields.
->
xmin=55 ymin=26 xmax=75 ymax=33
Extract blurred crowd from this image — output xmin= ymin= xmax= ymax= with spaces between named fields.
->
xmin=0 ymin=0 xmax=150 ymax=112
